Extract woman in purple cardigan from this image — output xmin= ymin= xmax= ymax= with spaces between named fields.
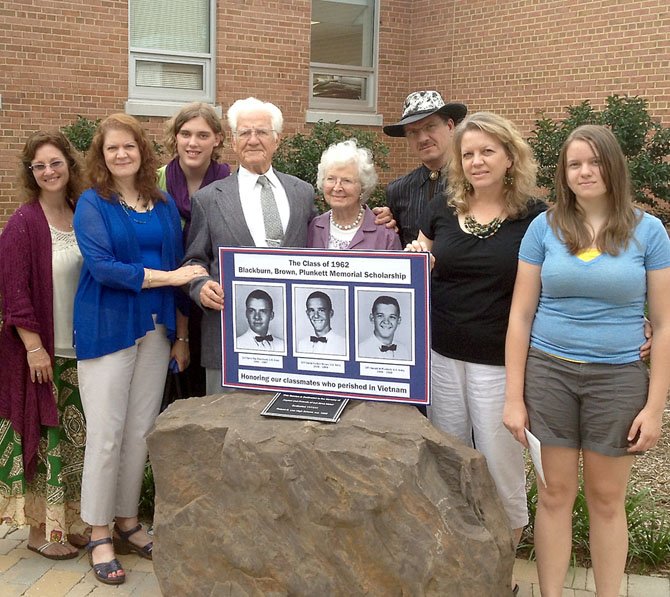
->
xmin=0 ymin=131 xmax=88 ymax=560
xmin=308 ymin=140 xmax=401 ymax=250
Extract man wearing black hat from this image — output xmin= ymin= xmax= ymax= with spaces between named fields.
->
xmin=383 ymin=91 xmax=467 ymax=246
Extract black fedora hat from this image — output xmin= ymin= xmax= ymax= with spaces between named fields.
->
xmin=383 ymin=91 xmax=467 ymax=138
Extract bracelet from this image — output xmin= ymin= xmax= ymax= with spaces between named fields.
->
xmin=176 ymin=337 xmax=189 ymax=343
xmin=27 ymin=346 xmax=43 ymax=353
xmin=147 ymin=269 xmax=153 ymax=288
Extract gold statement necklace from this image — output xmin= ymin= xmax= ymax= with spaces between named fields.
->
xmin=463 ymin=213 xmax=504 ymax=239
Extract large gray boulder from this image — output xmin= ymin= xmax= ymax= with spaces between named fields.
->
xmin=148 ymin=392 xmax=515 ymax=596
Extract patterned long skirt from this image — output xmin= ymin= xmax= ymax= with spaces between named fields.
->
xmin=0 ymin=357 xmax=87 ymax=541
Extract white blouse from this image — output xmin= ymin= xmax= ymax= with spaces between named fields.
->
xmin=50 ymin=226 xmax=82 ymax=357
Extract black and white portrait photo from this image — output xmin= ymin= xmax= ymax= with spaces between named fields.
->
xmin=356 ymin=289 xmax=414 ymax=363
xmin=233 ymin=283 xmax=286 ymax=354
xmin=293 ymin=285 xmax=348 ymax=358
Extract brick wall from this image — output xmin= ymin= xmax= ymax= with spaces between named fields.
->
xmin=376 ymin=0 xmax=413 ymax=184
xmin=410 ymin=0 xmax=669 ymax=133
xmin=215 ymin=0 xmax=312 ymax=142
xmin=1 ymin=0 xmax=668 ymax=227
xmin=0 ymin=0 xmax=131 ymax=223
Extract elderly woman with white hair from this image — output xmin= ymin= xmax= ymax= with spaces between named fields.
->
xmin=308 ymin=139 xmax=401 ymax=250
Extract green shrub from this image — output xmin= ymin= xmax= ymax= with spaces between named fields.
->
xmin=529 ymin=95 xmax=670 ymax=224
xmin=61 ymin=115 xmax=100 ymax=153
xmin=625 ymin=489 xmax=670 ymax=568
xmin=62 ymin=115 xmax=164 ymax=156
xmin=273 ymin=120 xmax=390 ymax=214
xmin=139 ymin=462 xmax=155 ymax=520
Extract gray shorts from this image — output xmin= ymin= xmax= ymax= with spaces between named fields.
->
xmin=524 ymin=347 xmax=649 ymax=457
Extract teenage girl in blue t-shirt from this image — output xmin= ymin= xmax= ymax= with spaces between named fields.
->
xmin=504 ymin=125 xmax=670 ymax=597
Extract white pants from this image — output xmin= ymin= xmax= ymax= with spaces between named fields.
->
xmin=429 ymin=350 xmax=528 ymax=529
xmin=78 ymin=325 xmax=170 ymax=525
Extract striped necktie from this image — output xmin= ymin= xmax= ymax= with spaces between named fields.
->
xmin=257 ymin=175 xmax=283 ymax=247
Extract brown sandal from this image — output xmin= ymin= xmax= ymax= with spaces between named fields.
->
xmin=28 ymin=541 xmax=79 ymax=561
xmin=113 ymin=523 xmax=153 ymax=560
xmin=68 ymin=530 xmax=92 ymax=549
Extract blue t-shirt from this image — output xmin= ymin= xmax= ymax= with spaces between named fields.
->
xmin=519 ymin=211 xmax=670 ymax=364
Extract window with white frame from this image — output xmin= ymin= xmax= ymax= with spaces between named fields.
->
xmin=310 ymin=0 xmax=378 ymax=114
xmin=127 ymin=0 xmax=215 ymax=114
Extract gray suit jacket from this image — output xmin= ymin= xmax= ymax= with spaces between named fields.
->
xmin=184 ymin=169 xmax=316 ymax=369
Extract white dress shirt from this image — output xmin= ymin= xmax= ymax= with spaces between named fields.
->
xmin=297 ymin=329 xmax=347 ymax=356
xmin=236 ymin=328 xmax=284 ymax=352
xmin=359 ymin=334 xmax=411 ymax=361
xmin=237 ymin=166 xmax=290 ymax=247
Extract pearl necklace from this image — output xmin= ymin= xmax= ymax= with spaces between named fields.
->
xmin=331 ymin=205 xmax=364 ymax=231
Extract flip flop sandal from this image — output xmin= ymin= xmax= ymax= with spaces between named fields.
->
xmin=87 ymin=537 xmax=125 ymax=585
xmin=28 ymin=541 xmax=79 ymax=561
xmin=113 ymin=523 xmax=153 ymax=560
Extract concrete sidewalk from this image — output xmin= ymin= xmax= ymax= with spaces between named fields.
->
xmin=513 ymin=557 xmax=669 ymax=597
xmin=1 ymin=523 xmax=668 ymax=596
xmin=0 ymin=524 xmax=159 ymax=596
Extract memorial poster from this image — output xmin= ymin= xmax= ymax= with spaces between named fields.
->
xmin=219 ymin=248 xmax=431 ymax=405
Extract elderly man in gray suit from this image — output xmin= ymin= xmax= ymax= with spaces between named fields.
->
xmin=185 ymin=97 xmax=316 ymax=394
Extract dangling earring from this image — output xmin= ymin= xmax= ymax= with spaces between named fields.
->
xmin=463 ymin=180 xmax=473 ymax=193
xmin=504 ymin=169 xmax=514 ymax=186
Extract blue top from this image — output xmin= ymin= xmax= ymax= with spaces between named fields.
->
xmin=519 ymin=211 xmax=670 ymax=363
xmin=73 ymin=188 xmax=188 ymax=360
xmin=128 ymin=209 xmax=164 ymax=316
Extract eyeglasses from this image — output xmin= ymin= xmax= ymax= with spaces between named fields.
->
xmin=29 ymin=160 xmax=66 ymax=173
xmin=235 ymin=128 xmax=275 ymax=140
xmin=324 ymin=176 xmax=359 ymax=188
